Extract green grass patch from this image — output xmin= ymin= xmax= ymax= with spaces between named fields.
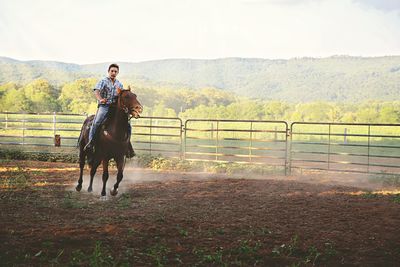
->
xmin=62 ymin=192 xmax=88 ymax=209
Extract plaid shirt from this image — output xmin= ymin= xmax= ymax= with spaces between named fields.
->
xmin=94 ymin=77 xmax=124 ymax=105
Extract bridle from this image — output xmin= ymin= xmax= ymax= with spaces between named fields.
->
xmin=117 ymin=90 xmax=135 ymax=121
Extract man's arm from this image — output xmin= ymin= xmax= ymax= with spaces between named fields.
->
xmin=94 ymin=89 xmax=107 ymax=104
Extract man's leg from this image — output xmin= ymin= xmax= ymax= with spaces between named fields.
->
xmin=126 ymin=123 xmax=136 ymax=158
xmin=85 ymin=105 xmax=109 ymax=152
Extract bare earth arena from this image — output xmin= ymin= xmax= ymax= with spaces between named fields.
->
xmin=1 ymin=160 xmax=399 ymax=266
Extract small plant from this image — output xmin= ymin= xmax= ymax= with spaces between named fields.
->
xmin=127 ymin=228 xmax=136 ymax=237
xmin=233 ymin=239 xmax=262 ymax=262
xmin=194 ymin=247 xmax=225 ymax=266
xmin=69 ymin=249 xmax=86 ymax=266
xmin=176 ymin=226 xmax=188 ymax=237
xmin=323 ymin=241 xmax=337 ymax=259
xmin=48 ymin=249 xmax=64 ymax=265
xmin=89 ymin=241 xmax=114 ymax=267
xmin=146 ymin=243 xmax=170 ymax=267
xmin=361 ymin=192 xmax=379 ymax=199
xmin=117 ymin=193 xmax=131 ymax=209
xmin=216 ymin=228 xmax=225 ymax=235
xmin=136 ymin=154 xmax=158 ymax=168
xmin=392 ymin=194 xmax=400 ymax=203
xmin=0 ymin=167 xmax=30 ymax=189
xmin=0 ymin=148 xmax=79 ymax=163
xmin=155 ymin=212 xmax=167 ymax=223
xmin=272 ymin=235 xmax=300 ymax=257
xmin=304 ymin=246 xmax=321 ymax=266
xmin=62 ymin=192 xmax=87 ymax=209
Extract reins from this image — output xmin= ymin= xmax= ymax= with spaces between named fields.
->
xmin=117 ymin=91 xmax=134 ymax=121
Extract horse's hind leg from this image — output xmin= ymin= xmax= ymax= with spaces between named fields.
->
xmin=76 ymin=147 xmax=86 ymax=192
xmin=101 ymin=160 xmax=109 ymax=197
xmin=88 ymin=159 xmax=101 ymax=192
xmin=111 ymin=156 xmax=125 ymax=196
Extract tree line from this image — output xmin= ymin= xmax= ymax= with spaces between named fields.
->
xmin=0 ymin=78 xmax=399 ymax=123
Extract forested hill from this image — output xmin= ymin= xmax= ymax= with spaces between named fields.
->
xmin=1 ymin=56 xmax=399 ymax=102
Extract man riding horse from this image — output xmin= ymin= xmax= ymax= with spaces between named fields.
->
xmin=77 ymin=64 xmax=143 ymax=197
xmin=84 ymin=63 xmax=135 ymax=157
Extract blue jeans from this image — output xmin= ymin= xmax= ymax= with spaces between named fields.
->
xmin=88 ymin=105 xmax=109 ymax=143
xmin=88 ymin=105 xmax=132 ymax=142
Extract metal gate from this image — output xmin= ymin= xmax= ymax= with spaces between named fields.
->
xmin=184 ymin=119 xmax=289 ymax=173
xmin=0 ymin=112 xmax=86 ymax=148
xmin=131 ymin=116 xmax=183 ymax=158
xmin=289 ymin=122 xmax=400 ymax=175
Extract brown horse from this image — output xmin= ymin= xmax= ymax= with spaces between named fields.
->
xmin=76 ymin=87 xmax=143 ymax=197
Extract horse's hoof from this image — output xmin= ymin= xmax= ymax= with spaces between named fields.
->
xmin=100 ymin=195 xmax=108 ymax=201
xmin=76 ymin=184 xmax=82 ymax=192
xmin=87 ymin=187 xmax=93 ymax=193
xmin=110 ymin=188 xmax=118 ymax=196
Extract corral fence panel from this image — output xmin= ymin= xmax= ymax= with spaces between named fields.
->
xmin=184 ymin=119 xmax=289 ymax=174
xmin=289 ymin=122 xmax=400 ymax=175
xmin=130 ymin=116 xmax=183 ymax=159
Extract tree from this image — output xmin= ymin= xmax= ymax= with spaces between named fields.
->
xmin=0 ymin=88 xmax=32 ymax=112
xmin=0 ymin=82 xmax=18 ymax=98
xmin=263 ymin=101 xmax=291 ymax=120
xmin=58 ymin=78 xmax=97 ymax=113
xmin=150 ymin=102 xmax=177 ymax=117
xmin=23 ymin=79 xmax=59 ymax=112
xmin=355 ymin=102 xmax=380 ymax=123
xmin=379 ymin=104 xmax=400 ymax=123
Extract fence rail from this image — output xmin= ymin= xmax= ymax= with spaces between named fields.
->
xmin=184 ymin=119 xmax=289 ymax=174
xmin=289 ymin=122 xmax=400 ymax=175
xmin=1 ymin=112 xmax=400 ymax=176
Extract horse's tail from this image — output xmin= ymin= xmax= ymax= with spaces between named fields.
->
xmin=77 ymin=116 xmax=92 ymax=148
xmin=77 ymin=128 xmax=83 ymax=148
xmin=77 ymin=122 xmax=85 ymax=148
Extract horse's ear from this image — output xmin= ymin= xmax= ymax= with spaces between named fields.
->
xmin=117 ymin=87 xmax=123 ymax=95
xmin=127 ymin=85 xmax=131 ymax=91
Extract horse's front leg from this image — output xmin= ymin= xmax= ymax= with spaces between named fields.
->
xmin=101 ymin=160 xmax=109 ymax=197
xmin=76 ymin=146 xmax=86 ymax=192
xmin=110 ymin=156 xmax=125 ymax=196
xmin=88 ymin=158 xmax=101 ymax=192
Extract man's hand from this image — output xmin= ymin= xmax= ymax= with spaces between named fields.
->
xmin=116 ymin=87 xmax=123 ymax=95
xmin=94 ymin=90 xmax=106 ymax=104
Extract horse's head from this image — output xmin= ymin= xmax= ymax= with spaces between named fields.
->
xmin=117 ymin=86 xmax=143 ymax=119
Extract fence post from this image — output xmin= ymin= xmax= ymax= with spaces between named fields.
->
xmin=53 ymin=112 xmax=57 ymax=136
xmin=215 ymin=121 xmax=219 ymax=161
xmin=287 ymin=124 xmax=292 ymax=176
xmin=149 ymin=118 xmax=153 ymax=155
xmin=22 ymin=113 xmax=25 ymax=146
xmin=344 ymin=128 xmax=347 ymax=144
xmin=327 ymin=124 xmax=331 ymax=170
xmin=5 ymin=111 xmax=8 ymax=129
xmin=181 ymin=120 xmax=184 ymax=160
xmin=367 ymin=125 xmax=371 ymax=173
xmin=249 ymin=122 xmax=253 ymax=163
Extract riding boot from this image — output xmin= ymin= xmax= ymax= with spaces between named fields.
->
xmin=126 ymin=142 xmax=136 ymax=158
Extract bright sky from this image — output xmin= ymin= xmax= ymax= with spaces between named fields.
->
xmin=0 ymin=0 xmax=399 ymax=64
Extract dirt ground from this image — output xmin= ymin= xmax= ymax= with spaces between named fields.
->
xmin=0 ymin=160 xmax=400 ymax=266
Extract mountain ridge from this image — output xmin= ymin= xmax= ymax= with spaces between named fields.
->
xmin=1 ymin=55 xmax=399 ymax=102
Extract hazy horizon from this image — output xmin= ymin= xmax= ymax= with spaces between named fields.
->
xmin=2 ymin=54 xmax=400 ymax=66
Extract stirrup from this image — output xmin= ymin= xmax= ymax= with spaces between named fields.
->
xmin=84 ymin=141 xmax=94 ymax=152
